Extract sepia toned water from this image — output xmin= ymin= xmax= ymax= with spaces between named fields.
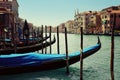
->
xmin=0 ymin=33 xmax=120 ymax=80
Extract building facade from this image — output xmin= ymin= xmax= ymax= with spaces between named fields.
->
xmin=88 ymin=12 xmax=102 ymax=34
xmin=101 ymin=6 xmax=120 ymax=34
xmin=0 ymin=0 xmax=19 ymax=38
xmin=0 ymin=7 xmax=14 ymax=39
xmin=0 ymin=0 xmax=19 ymax=23
xmin=65 ymin=20 xmax=74 ymax=33
xmin=74 ymin=10 xmax=102 ymax=34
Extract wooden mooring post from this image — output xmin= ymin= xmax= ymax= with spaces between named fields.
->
xmin=37 ymin=27 xmax=39 ymax=42
xmin=64 ymin=27 xmax=69 ymax=75
xmin=41 ymin=25 xmax=44 ymax=54
xmin=45 ymin=25 xmax=47 ymax=54
xmin=37 ymin=27 xmax=39 ymax=53
xmin=14 ymin=24 xmax=17 ymax=53
xmin=49 ymin=26 xmax=52 ymax=54
xmin=80 ymin=27 xmax=83 ymax=80
xmin=57 ymin=26 xmax=60 ymax=54
xmin=32 ymin=27 xmax=34 ymax=43
xmin=110 ymin=13 xmax=115 ymax=80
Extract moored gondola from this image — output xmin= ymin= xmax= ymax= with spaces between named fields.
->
xmin=0 ymin=37 xmax=101 ymax=75
xmin=0 ymin=35 xmax=50 ymax=47
xmin=0 ymin=36 xmax=56 ymax=54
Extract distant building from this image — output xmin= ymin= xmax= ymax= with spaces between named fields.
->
xmin=74 ymin=10 xmax=81 ymax=33
xmin=88 ymin=12 xmax=102 ymax=34
xmin=58 ymin=23 xmax=65 ymax=33
xmin=74 ymin=10 xmax=102 ymax=34
xmin=65 ymin=20 xmax=74 ymax=33
xmin=101 ymin=6 xmax=120 ymax=34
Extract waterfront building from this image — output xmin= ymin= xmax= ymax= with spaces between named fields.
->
xmin=0 ymin=0 xmax=19 ymax=24
xmin=46 ymin=26 xmax=56 ymax=33
xmin=58 ymin=23 xmax=65 ymax=33
xmin=74 ymin=10 xmax=101 ymax=34
xmin=88 ymin=12 xmax=102 ymax=34
xmin=46 ymin=26 xmax=50 ymax=33
xmin=74 ymin=10 xmax=81 ymax=34
xmin=65 ymin=20 xmax=74 ymax=33
xmin=52 ymin=26 xmax=56 ymax=33
xmin=101 ymin=6 xmax=120 ymax=34
xmin=0 ymin=0 xmax=19 ymax=38
xmin=0 ymin=7 xmax=15 ymax=39
xmin=74 ymin=10 xmax=91 ymax=34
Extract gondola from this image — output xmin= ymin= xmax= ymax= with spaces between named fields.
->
xmin=0 ymin=37 xmax=101 ymax=75
xmin=19 ymin=35 xmax=50 ymax=43
xmin=0 ymin=35 xmax=50 ymax=47
xmin=17 ymin=35 xmax=50 ymax=47
xmin=0 ymin=36 xmax=56 ymax=54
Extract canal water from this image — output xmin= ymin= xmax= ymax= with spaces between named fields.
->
xmin=0 ymin=33 xmax=120 ymax=80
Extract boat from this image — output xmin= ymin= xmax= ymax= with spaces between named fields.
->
xmin=0 ymin=37 xmax=101 ymax=75
xmin=0 ymin=35 xmax=50 ymax=47
xmin=16 ymin=35 xmax=50 ymax=47
xmin=0 ymin=36 xmax=56 ymax=54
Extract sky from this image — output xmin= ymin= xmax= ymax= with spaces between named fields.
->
xmin=18 ymin=0 xmax=120 ymax=27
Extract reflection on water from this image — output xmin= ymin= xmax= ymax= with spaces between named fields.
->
xmin=0 ymin=33 xmax=120 ymax=80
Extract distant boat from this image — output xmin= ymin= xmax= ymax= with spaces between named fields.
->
xmin=0 ymin=35 xmax=50 ymax=47
xmin=17 ymin=35 xmax=50 ymax=47
xmin=0 ymin=36 xmax=56 ymax=54
xmin=0 ymin=37 xmax=101 ymax=75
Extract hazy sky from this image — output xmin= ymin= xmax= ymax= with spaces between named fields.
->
xmin=18 ymin=0 xmax=120 ymax=27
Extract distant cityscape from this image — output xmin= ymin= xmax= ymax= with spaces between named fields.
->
xmin=57 ymin=6 xmax=120 ymax=35
xmin=0 ymin=0 xmax=120 ymax=35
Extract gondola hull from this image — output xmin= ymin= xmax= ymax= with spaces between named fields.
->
xmin=0 ymin=37 xmax=101 ymax=75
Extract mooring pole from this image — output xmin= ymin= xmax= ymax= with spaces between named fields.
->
xmin=14 ymin=23 xmax=17 ymax=53
xmin=80 ymin=27 xmax=83 ymax=80
xmin=37 ymin=27 xmax=40 ymax=42
xmin=49 ymin=26 xmax=52 ymax=54
xmin=45 ymin=25 xmax=47 ymax=54
xmin=41 ymin=25 xmax=44 ymax=54
xmin=65 ymin=27 xmax=69 ymax=75
xmin=57 ymin=26 xmax=60 ymax=54
xmin=37 ymin=27 xmax=39 ymax=53
xmin=32 ymin=27 xmax=34 ymax=43
xmin=3 ymin=29 xmax=5 ymax=49
xmin=110 ymin=13 xmax=115 ymax=80
xmin=22 ymin=24 xmax=24 ymax=40
xmin=11 ymin=23 xmax=14 ymax=46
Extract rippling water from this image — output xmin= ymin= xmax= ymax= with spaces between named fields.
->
xmin=0 ymin=33 xmax=120 ymax=80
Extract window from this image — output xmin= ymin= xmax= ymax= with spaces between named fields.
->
xmin=80 ymin=22 xmax=83 ymax=25
xmin=111 ymin=14 xmax=113 ymax=18
xmin=105 ymin=15 xmax=107 ymax=18
xmin=91 ymin=16 xmax=94 ymax=18
xmin=119 ymin=15 xmax=120 ymax=18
